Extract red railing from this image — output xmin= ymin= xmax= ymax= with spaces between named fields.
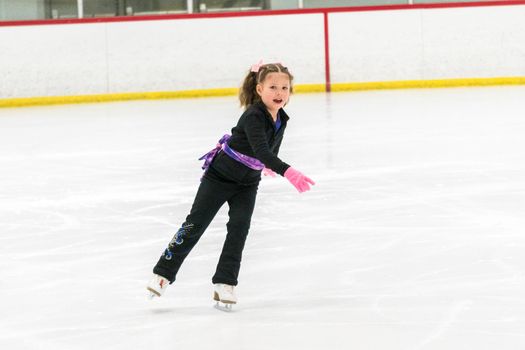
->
xmin=1 ymin=1 xmax=525 ymax=27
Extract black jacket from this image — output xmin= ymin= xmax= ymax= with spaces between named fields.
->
xmin=210 ymin=101 xmax=290 ymax=185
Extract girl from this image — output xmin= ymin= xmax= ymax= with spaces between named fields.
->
xmin=147 ymin=62 xmax=315 ymax=306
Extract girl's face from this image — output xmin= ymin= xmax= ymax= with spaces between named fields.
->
xmin=256 ymin=72 xmax=291 ymax=117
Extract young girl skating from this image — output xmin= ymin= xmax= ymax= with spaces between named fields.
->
xmin=147 ymin=62 xmax=315 ymax=307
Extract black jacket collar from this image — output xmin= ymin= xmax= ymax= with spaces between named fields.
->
xmin=253 ymin=101 xmax=290 ymax=122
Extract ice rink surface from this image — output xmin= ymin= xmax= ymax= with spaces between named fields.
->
xmin=1 ymin=87 xmax=525 ymax=349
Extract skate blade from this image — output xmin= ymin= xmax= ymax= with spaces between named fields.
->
xmin=147 ymin=287 xmax=161 ymax=299
xmin=214 ymin=302 xmax=234 ymax=312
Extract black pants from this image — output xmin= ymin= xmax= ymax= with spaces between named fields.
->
xmin=153 ymin=167 xmax=259 ymax=286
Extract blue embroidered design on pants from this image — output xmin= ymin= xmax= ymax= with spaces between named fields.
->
xmin=169 ymin=222 xmax=195 ymax=247
xmin=163 ymin=248 xmax=173 ymax=260
xmin=162 ymin=222 xmax=194 ymax=261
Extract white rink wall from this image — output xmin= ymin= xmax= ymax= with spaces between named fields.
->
xmin=330 ymin=6 xmax=525 ymax=83
xmin=0 ymin=14 xmax=324 ymax=99
xmin=1 ymin=4 xmax=525 ymax=99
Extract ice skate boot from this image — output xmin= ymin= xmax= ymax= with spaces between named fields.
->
xmin=147 ymin=274 xmax=169 ymax=299
xmin=213 ymin=283 xmax=237 ymax=311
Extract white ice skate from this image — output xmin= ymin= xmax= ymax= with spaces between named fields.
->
xmin=147 ymin=274 xmax=169 ymax=299
xmin=213 ymin=283 xmax=237 ymax=311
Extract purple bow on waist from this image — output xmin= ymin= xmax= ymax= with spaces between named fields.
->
xmin=199 ymin=134 xmax=265 ymax=171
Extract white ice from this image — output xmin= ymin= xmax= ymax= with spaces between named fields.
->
xmin=1 ymin=87 xmax=525 ymax=350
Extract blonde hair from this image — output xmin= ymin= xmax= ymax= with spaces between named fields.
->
xmin=239 ymin=63 xmax=294 ymax=109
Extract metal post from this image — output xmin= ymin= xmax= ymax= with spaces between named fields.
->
xmin=78 ymin=0 xmax=83 ymax=18
xmin=187 ymin=0 xmax=193 ymax=13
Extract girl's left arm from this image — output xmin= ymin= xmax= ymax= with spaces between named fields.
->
xmin=272 ymin=135 xmax=283 ymax=157
xmin=244 ymin=113 xmax=290 ymax=176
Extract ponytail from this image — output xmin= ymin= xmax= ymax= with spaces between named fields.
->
xmin=239 ymin=71 xmax=260 ymax=109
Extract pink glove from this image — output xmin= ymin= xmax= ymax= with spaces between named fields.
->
xmin=284 ymin=167 xmax=315 ymax=193
xmin=262 ymin=167 xmax=277 ymax=177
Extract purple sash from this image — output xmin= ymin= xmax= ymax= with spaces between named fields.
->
xmin=199 ymin=134 xmax=265 ymax=171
